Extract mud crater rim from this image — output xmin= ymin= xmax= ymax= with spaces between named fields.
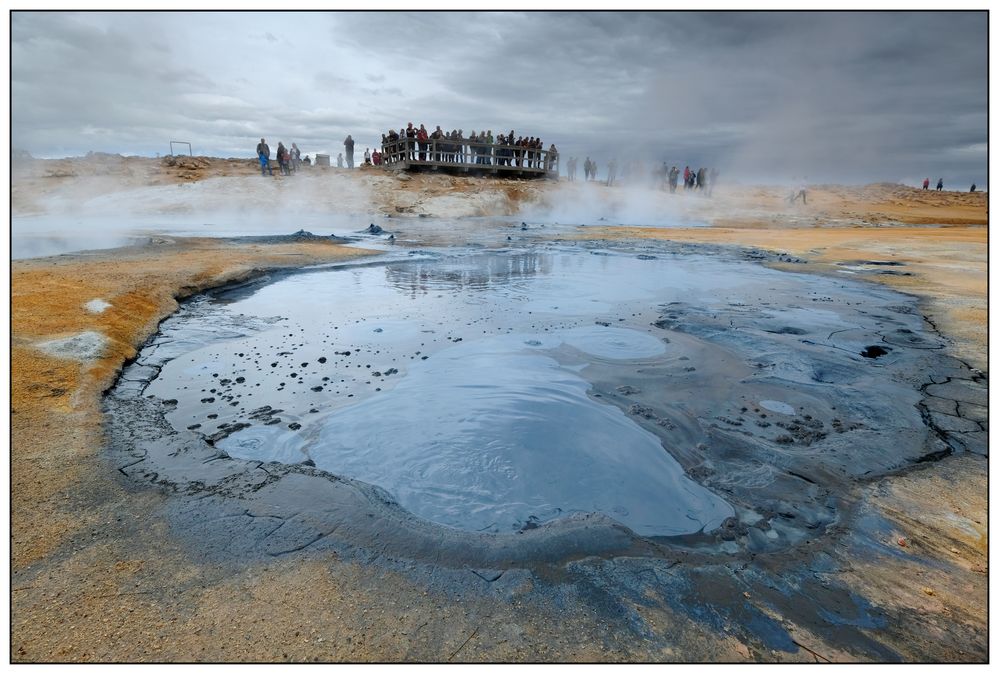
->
xmin=104 ymin=240 xmax=985 ymax=564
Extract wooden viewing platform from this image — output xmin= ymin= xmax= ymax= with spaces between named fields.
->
xmin=380 ymin=138 xmax=558 ymax=179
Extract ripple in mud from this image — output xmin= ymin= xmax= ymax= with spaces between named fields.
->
xmin=110 ymin=245 xmax=986 ymax=554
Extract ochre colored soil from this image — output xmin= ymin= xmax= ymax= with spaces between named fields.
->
xmin=10 ymin=162 xmax=988 ymax=661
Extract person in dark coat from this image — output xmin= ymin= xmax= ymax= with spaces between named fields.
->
xmin=344 ymin=135 xmax=355 ymax=169
xmin=256 ymin=138 xmax=272 ymax=176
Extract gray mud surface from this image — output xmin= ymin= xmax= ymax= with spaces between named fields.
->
xmin=104 ymin=239 xmax=987 ymax=660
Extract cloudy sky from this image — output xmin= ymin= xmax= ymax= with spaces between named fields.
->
xmin=11 ymin=11 xmax=988 ymax=186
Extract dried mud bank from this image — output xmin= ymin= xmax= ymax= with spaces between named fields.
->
xmin=10 ymin=162 xmax=988 ymax=661
xmin=98 ymin=240 xmax=987 ymax=662
xmin=11 ymin=236 xmax=378 ymax=588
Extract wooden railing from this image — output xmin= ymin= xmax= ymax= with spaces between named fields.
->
xmin=380 ymin=138 xmax=558 ymax=176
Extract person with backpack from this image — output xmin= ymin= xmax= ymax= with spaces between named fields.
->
xmin=256 ymin=138 xmax=272 ymax=176
xmin=276 ymin=142 xmax=290 ymax=175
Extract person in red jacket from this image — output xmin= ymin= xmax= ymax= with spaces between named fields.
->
xmin=923 ymin=178 xmax=930 ymax=190
xmin=417 ymin=124 xmax=429 ymax=161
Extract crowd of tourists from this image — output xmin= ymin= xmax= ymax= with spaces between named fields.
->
xmin=255 ymin=138 xmax=311 ymax=176
xmin=379 ymin=123 xmax=558 ymax=170
xmin=256 ymin=133 xmax=726 ymax=197
xmin=562 ymin=157 xmax=720 ymax=194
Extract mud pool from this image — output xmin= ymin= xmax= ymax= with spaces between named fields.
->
xmin=108 ymin=241 xmax=986 ymax=562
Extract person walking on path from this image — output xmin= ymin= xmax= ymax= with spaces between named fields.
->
xmin=256 ymin=138 xmax=273 ymax=176
xmin=922 ymin=178 xmax=930 ymax=190
xmin=344 ymin=135 xmax=355 ymax=169
xmin=936 ymin=178 xmax=943 ymax=191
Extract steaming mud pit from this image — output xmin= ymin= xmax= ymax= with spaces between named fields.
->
xmin=106 ymin=241 xmax=985 ymax=580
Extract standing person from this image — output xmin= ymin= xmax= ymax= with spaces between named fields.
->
xmin=936 ymin=178 xmax=943 ymax=191
xmin=256 ymin=138 xmax=272 ymax=176
xmin=416 ymin=124 xmax=429 ymax=161
xmin=469 ymin=131 xmax=478 ymax=164
xmin=344 ymin=135 xmax=355 ymax=169
xmin=291 ymin=143 xmax=301 ymax=173
xmin=922 ymin=178 xmax=930 ymax=190
xmin=364 ymin=148 xmax=371 ymax=165
xmin=405 ymin=123 xmax=417 ymax=160
xmin=276 ymin=142 xmax=290 ymax=175
xmin=337 ymin=153 xmax=344 ymax=168
xmin=669 ymin=166 xmax=679 ymax=193
xmin=567 ymin=157 xmax=577 ymax=181
xmin=590 ymin=160 xmax=598 ymax=182
xmin=583 ymin=157 xmax=592 ymax=181
xmin=970 ymin=183 xmax=976 ymax=192
xmin=386 ymin=128 xmax=399 ymax=164
xmin=431 ymin=125 xmax=443 ymax=161
xmin=547 ymin=144 xmax=559 ymax=173
xmin=683 ymin=166 xmax=691 ymax=190
xmin=606 ymin=159 xmax=617 ymax=186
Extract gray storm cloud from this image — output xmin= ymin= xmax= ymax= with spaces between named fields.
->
xmin=12 ymin=11 xmax=987 ymax=187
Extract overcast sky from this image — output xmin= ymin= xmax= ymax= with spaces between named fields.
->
xmin=11 ymin=11 xmax=988 ymax=186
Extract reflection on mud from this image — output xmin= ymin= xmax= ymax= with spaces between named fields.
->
xmin=125 ymin=244 xmax=983 ymax=545
xmin=384 ymin=252 xmax=552 ymax=296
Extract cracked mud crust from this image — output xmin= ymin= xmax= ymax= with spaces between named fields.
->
xmin=11 ymin=177 xmax=987 ymax=662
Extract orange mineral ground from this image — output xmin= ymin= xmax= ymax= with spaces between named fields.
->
xmin=10 ymin=157 xmax=988 ymax=662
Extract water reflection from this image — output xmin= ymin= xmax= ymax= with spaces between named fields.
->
xmin=143 ymin=247 xmax=777 ymax=536
xmin=384 ymin=252 xmax=552 ymax=296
